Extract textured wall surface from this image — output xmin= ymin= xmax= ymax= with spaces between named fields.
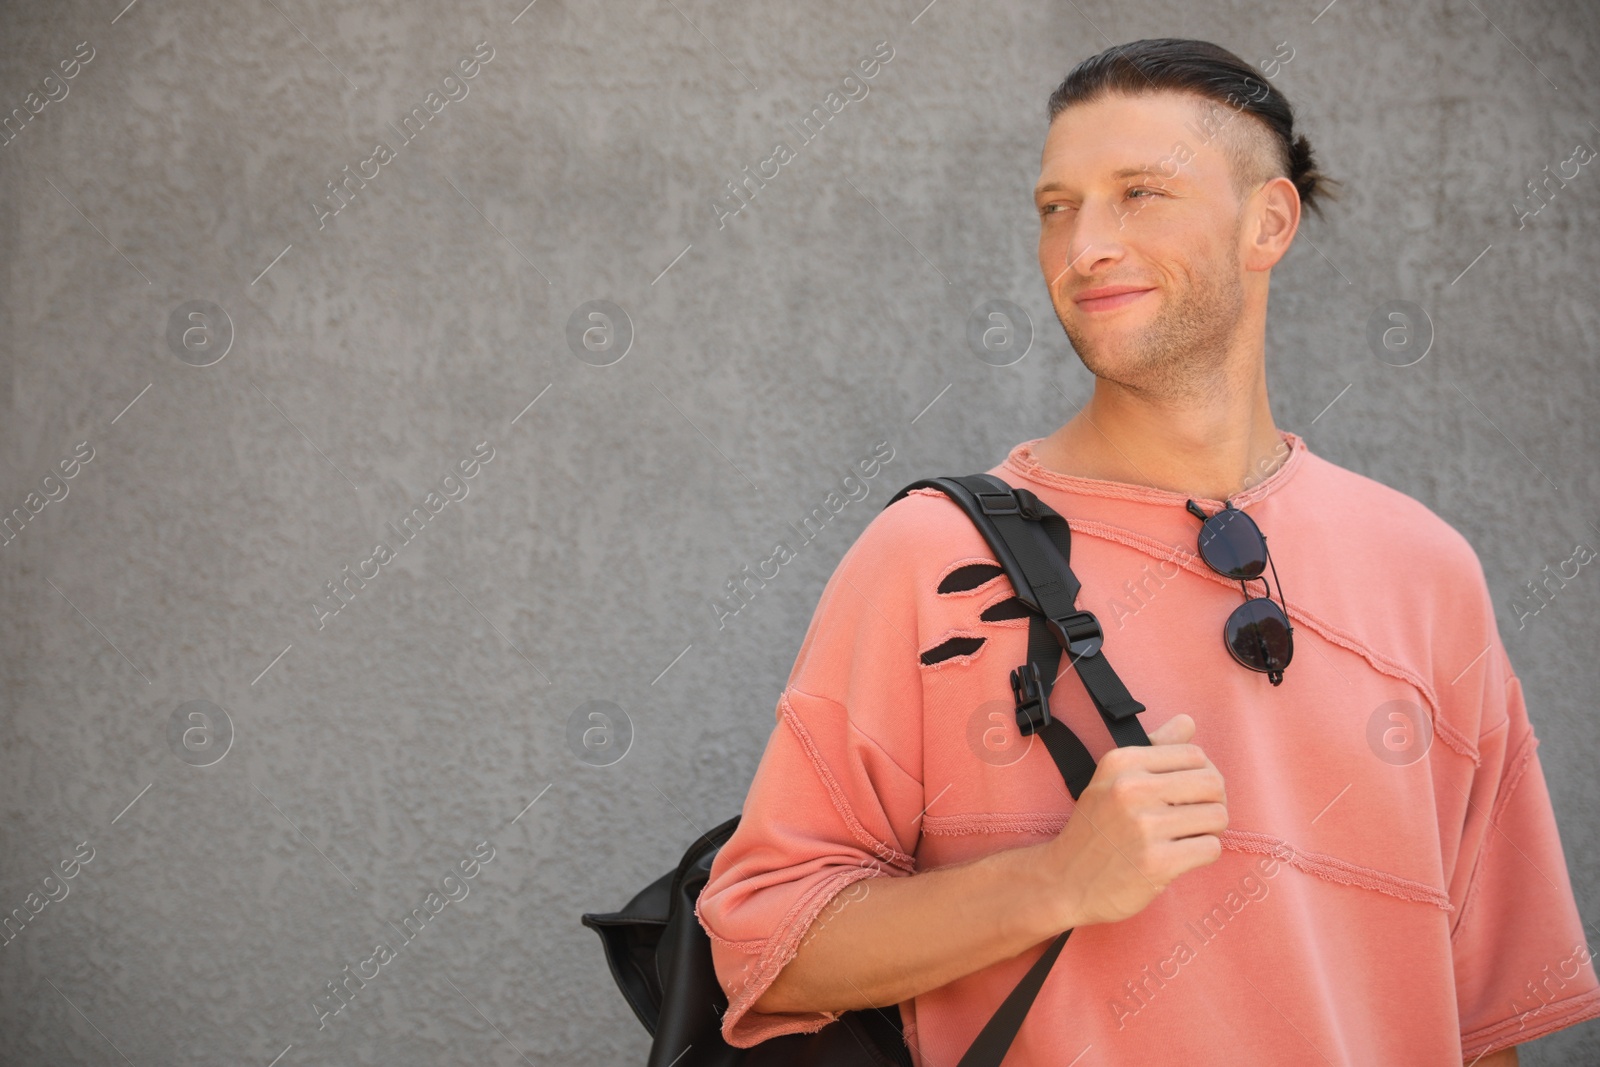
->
xmin=0 ymin=0 xmax=1595 ymax=1064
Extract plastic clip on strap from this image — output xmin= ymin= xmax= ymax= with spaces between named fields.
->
xmin=1050 ymin=608 xmax=1149 ymax=751
xmin=1011 ymin=659 xmax=1100 ymax=811
xmin=1009 ymin=661 xmax=1050 ymax=735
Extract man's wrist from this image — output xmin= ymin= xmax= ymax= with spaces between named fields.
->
xmin=1001 ymin=841 xmax=1080 ymax=945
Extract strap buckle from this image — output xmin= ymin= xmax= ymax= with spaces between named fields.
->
xmin=1010 ymin=662 xmax=1051 ymax=735
xmin=1046 ymin=611 xmax=1103 ymax=659
xmin=975 ymin=486 xmax=1043 ymax=521
xmin=976 ymin=490 xmax=1020 ymax=516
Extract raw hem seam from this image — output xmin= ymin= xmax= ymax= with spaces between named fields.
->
xmin=1460 ymin=986 xmax=1600 ymax=1058
xmin=718 ymin=864 xmax=891 ymax=1047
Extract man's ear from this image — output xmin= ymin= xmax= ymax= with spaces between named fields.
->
xmin=1242 ymin=175 xmax=1300 ymax=272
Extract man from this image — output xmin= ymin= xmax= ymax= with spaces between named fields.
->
xmin=695 ymin=38 xmax=1597 ymax=1066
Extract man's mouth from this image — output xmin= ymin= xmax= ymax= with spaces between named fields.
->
xmin=1074 ymin=285 xmax=1154 ymax=313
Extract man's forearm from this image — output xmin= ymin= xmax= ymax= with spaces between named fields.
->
xmin=751 ymin=841 xmax=1068 ymax=1015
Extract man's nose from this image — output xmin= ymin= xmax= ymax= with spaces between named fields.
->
xmin=1062 ymin=200 xmax=1128 ymax=279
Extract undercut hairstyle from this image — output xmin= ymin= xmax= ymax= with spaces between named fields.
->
xmin=1045 ymin=38 xmax=1342 ymax=218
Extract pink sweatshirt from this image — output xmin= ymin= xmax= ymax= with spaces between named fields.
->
xmin=694 ymin=431 xmax=1599 ymax=1064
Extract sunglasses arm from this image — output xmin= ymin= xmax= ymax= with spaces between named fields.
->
xmin=1262 ymin=535 xmax=1293 ymax=634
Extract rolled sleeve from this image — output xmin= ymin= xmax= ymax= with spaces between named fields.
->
xmin=694 ymin=686 xmax=922 ymax=1045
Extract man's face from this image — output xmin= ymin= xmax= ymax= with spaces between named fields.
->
xmin=1034 ymin=91 xmax=1256 ymax=400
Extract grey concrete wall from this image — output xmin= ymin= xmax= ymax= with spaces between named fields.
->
xmin=0 ymin=0 xmax=1594 ymax=1063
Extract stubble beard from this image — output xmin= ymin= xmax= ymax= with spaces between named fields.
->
xmin=1055 ymin=243 xmax=1247 ymax=406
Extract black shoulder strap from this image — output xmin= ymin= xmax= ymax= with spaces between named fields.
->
xmin=886 ymin=472 xmax=1150 ymax=800
xmin=883 ymin=472 xmax=1152 ymax=1067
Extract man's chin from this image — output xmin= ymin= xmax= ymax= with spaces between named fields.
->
xmin=1064 ymin=335 xmax=1143 ymax=374
xmin=1068 ymin=345 xmax=1175 ymax=391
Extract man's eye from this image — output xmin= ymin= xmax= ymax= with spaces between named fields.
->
xmin=1041 ymin=189 xmax=1160 ymax=215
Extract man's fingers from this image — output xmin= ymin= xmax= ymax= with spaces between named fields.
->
xmin=1146 ymin=713 xmax=1195 ymax=746
xmin=1103 ymin=739 xmax=1211 ymax=778
xmin=1145 ymin=767 xmax=1228 ymax=808
xmin=1155 ymin=800 xmax=1229 ymax=840
xmin=1164 ymin=832 xmax=1225 ymax=871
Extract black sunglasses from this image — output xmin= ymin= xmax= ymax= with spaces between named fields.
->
xmin=1185 ymin=499 xmax=1294 ymax=685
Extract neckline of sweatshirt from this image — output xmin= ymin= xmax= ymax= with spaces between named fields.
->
xmin=996 ymin=427 xmax=1305 ymax=523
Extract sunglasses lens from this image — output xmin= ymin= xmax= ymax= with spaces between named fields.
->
xmin=1199 ymin=509 xmax=1268 ymax=580
xmin=1225 ymin=598 xmax=1293 ymax=673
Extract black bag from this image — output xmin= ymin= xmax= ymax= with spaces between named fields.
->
xmin=582 ymin=473 xmax=1152 ymax=1066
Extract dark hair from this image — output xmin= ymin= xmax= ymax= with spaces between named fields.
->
xmin=1045 ymin=38 xmax=1341 ymax=218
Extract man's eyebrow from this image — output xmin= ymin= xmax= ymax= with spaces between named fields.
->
xmin=1033 ymin=164 xmax=1183 ymax=199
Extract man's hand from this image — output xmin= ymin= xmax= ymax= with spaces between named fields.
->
xmin=1035 ymin=713 xmax=1229 ymax=929
xmin=753 ymin=712 xmax=1231 ymax=1016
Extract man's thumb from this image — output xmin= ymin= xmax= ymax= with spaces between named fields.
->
xmin=1149 ymin=713 xmax=1196 ymax=745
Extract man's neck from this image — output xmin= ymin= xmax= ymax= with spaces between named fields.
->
xmin=1033 ymin=375 xmax=1285 ymax=502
